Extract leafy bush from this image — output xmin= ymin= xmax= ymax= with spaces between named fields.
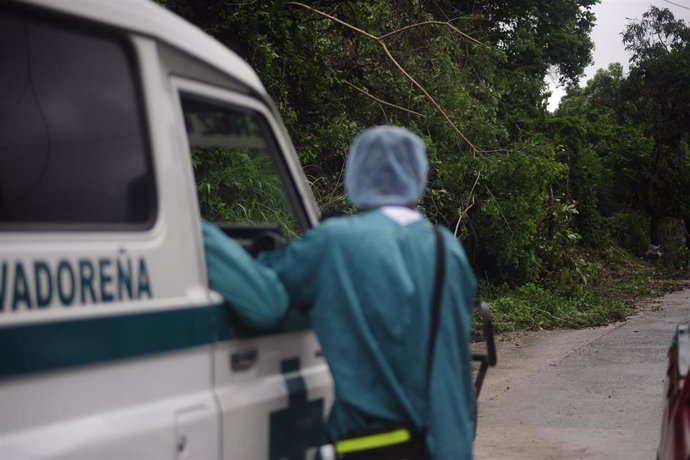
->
xmin=487 ymin=282 xmax=628 ymax=333
xmin=192 ymin=147 xmax=299 ymax=237
xmin=658 ymin=217 xmax=690 ymax=269
xmin=607 ymin=211 xmax=649 ymax=257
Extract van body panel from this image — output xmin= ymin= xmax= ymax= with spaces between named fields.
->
xmin=0 ymin=1 xmax=333 ymax=458
xmin=14 ymin=0 xmax=265 ymax=95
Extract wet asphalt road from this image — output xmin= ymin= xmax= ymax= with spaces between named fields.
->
xmin=473 ymin=288 xmax=690 ymax=459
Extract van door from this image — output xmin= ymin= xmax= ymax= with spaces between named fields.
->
xmin=171 ymin=79 xmax=334 ymax=460
xmin=0 ymin=6 xmax=219 ymax=460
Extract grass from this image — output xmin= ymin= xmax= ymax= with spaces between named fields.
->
xmin=478 ymin=246 xmax=690 ymax=335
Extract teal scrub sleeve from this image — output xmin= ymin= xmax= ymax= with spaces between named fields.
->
xmin=257 ymin=225 xmax=329 ymax=307
xmin=202 ymin=221 xmax=288 ymax=329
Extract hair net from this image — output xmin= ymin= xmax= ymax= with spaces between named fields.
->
xmin=345 ymin=126 xmax=428 ymax=207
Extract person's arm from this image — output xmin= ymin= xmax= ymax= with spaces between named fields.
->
xmin=257 ymin=224 xmax=331 ymax=308
xmin=202 ymin=221 xmax=288 ymax=329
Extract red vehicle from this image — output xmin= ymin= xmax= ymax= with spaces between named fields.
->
xmin=658 ymin=325 xmax=690 ymax=459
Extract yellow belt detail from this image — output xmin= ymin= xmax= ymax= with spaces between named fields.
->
xmin=335 ymin=428 xmax=412 ymax=454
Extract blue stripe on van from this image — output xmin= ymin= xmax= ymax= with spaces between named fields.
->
xmin=0 ymin=304 xmax=224 ymax=378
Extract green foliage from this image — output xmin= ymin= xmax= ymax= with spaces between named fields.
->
xmin=192 ymin=147 xmax=299 ymax=237
xmin=620 ymin=7 xmax=690 ymax=245
xmin=160 ymin=1 xmax=689 ymax=333
xmin=536 ymin=198 xmax=587 ymax=281
xmin=487 ymin=282 xmax=627 ymax=333
xmin=556 ymin=64 xmax=654 ymax=252
xmin=482 ymin=244 xmax=661 ymax=333
xmin=657 ymin=217 xmax=690 ymax=269
xmin=661 ymin=245 xmax=690 ymax=270
xmin=483 ymin=0 xmax=597 ymax=84
xmin=469 ymin=139 xmax=566 ymax=283
xmin=606 ymin=211 xmax=650 ymax=256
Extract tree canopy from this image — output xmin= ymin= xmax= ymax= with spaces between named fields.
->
xmin=159 ymin=1 xmax=689 ymax=329
xmin=621 ymin=7 xmax=690 ymax=247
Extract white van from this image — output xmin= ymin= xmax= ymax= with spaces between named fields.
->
xmin=0 ymin=0 xmax=333 ymax=458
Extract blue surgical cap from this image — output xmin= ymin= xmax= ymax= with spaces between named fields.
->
xmin=345 ymin=126 xmax=428 ymax=207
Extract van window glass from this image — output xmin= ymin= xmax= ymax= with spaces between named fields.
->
xmin=0 ymin=11 xmax=155 ymax=228
xmin=181 ymin=96 xmax=302 ymax=239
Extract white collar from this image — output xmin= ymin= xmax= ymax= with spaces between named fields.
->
xmin=380 ymin=206 xmax=423 ymax=226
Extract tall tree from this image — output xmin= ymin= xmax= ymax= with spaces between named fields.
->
xmin=556 ymin=64 xmax=652 ymax=253
xmin=622 ymin=6 xmax=690 ymax=250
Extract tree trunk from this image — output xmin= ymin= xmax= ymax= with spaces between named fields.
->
xmin=648 ymin=143 xmax=663 ymax=247
xmin=650 ymin=212 xmax=660 ymax=247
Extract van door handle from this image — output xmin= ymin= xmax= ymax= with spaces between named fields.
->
xmin=231 ymin=348 xmax=258 ymax=371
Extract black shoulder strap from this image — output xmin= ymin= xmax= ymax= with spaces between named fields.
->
xmin=424 ymin=226 xmax=445 ymax=409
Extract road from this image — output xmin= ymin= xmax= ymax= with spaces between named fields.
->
xmin=473 ymin=288 xmax=690 ymax=459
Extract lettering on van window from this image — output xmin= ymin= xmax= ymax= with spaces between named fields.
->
xmin=184 ymin=111 xmax=267 ymax=150
xmin=0 ymin=256 xmax=152 ymax=312
xmin=196 ymin=112 xmax=262 ymax=137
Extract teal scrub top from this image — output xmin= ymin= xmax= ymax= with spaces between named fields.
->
xmin=202 ymin=221 xmax=288 ymax=329
xmin=259 ymin=210 xmax=477 ymax=460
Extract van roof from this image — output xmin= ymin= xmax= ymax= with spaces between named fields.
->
xmin=14 ymin=0 xmax=266 ymax=95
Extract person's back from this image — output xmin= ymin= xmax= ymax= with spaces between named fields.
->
xmin=259 ymin=126 xmax=477 ymax=459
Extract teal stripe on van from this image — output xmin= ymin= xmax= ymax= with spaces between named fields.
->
xmin=0 ymin=304 xmax=224 ymax=378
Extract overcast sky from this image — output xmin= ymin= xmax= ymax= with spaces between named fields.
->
xmin=547 ymin=0 xmax=690 ymax=110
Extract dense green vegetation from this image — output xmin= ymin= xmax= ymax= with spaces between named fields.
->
xmin=192 ymin=147 xmax=300 ymax=237
xmin=161 ymin=1 xmax=690 ymax=331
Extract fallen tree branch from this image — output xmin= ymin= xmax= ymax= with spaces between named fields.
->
xmin=380 ymin=43 xmax=477 ymax=151
xmin=484 ymin=184 xmax=513 ymax=233
xmin=287 ymin=1 xmax=480 ymax=153
xmin=379 ymin=20 xmax=487 ymax=48
xmin=454 ymin=171 xmax=481 ymax=238
xmin=288 ymin=2 xmax=377 ymax=39
xmin=343 ymin=81 xmax=424 ymax=117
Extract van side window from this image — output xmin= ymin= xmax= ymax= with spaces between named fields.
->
xmin=0 ymin=11 xmax=155 ymax=229
xmin=181 ymin=96 xmax=302 ymax=239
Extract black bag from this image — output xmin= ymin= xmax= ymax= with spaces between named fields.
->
xmin=333 ymin=226 xmax=446 ymax=460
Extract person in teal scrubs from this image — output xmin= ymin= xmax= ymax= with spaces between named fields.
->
xmin=259 ymin=126 xmax=477 ymax=459
xmin=202 ymin=221 xmax=288 ymax=329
